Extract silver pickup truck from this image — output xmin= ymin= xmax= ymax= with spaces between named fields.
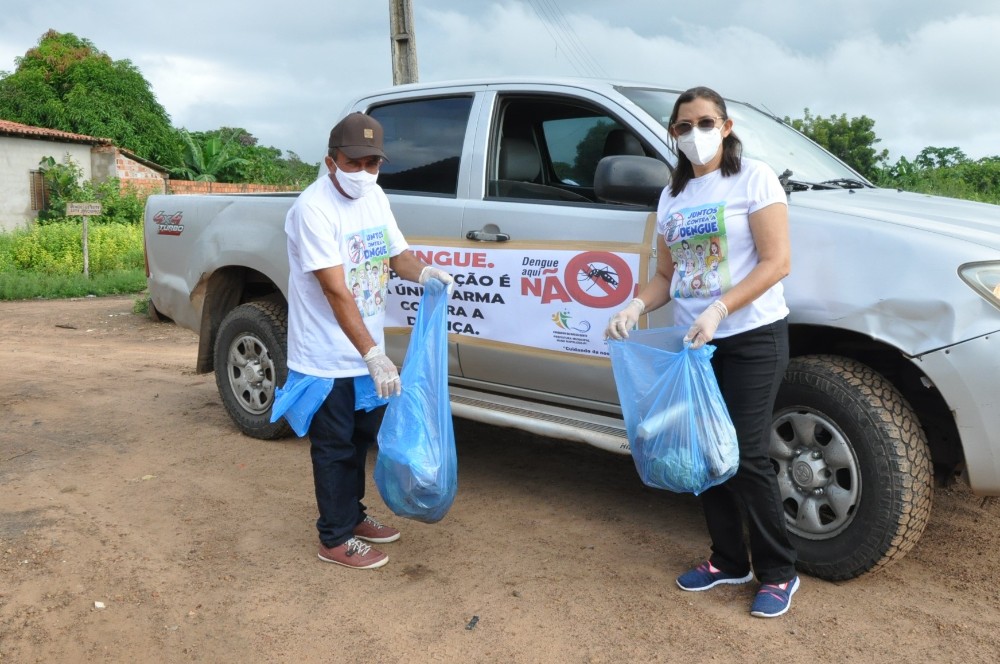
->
xmin=143 ymin=77 xmax=1000 ymax=581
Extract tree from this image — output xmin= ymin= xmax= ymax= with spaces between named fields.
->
xmin=886 ymin=150 xmax=1000 ymax=204
xmin=913 ymin=146 xmax=968 ymax=169
xmin=0 ymin=30 xmax=179 ymax=167
xmin=171 ymin=127 xmax=317 ymax=186
xmin=185 ymin=127 xmax=318 ymax=186
xmin=36 ymin=156 xmax=83 ymax=222
xmin=784 ymin=109 xmax=889 ymax=181
xmin=171 ymin=129 xmax=249 ymax=182
xmin=1 ymin=31 xmax=318 ymax=186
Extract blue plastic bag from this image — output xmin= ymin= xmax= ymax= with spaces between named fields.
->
xmin=270 ymin=370 xmax=335 ymax=437
xmin=374 ymin=279 xmax=457 ymax=523
xmin=271 ymin=372 xmax=387 ymax=437
xmin=608 ymin=326 xmax=738 ymax=495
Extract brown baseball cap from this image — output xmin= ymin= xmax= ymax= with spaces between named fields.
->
xmin=328 ymin=112 xmax=387 ymax=160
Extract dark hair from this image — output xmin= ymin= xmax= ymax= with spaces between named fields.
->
xmin=668 ymin=86 xmax=742 ymax=197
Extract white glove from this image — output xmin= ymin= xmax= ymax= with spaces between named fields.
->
xmin=605 ymin=298 xmax=646 ymax=340
xmin=419 ymin=265 xmax=455 ymax=294
xmin=684 ymin=300 xmax=728 ymax=350
xmin=363 ymin=346 xmax=401 ymax=397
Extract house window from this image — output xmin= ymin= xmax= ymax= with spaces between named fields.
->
xmin=30 ymin=170 xmax=49 ymax=211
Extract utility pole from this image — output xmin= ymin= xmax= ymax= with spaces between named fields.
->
xmin=389 ymin=0 xmax=419 ymax=85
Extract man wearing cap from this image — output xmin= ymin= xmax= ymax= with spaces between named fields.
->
xmin=276 ymin=112 xmax=454 ymax=569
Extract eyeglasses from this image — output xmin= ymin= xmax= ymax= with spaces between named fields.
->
xmin=670 ymin=116 xmax=724 ymax=136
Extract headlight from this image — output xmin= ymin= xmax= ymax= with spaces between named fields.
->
xmin=959 ymin=262 xmax=1000 ymax=312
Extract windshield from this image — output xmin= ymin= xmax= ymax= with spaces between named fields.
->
xmin=617 ymin=86 xmax=869 ymax=186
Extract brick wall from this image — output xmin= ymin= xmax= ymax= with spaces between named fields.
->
xmin=90 ymin=147 xmax=304 ymax=197
xmin=92 ymin=145 xmax=168 ymax=196
xmin=167 ymin=180 xmax=304 ymax=195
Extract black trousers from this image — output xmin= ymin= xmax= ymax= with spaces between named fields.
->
xmin=308 ymin=377 xmax=386 ymax=548
xmin=701 ymin=318 xmax=797 ymax=584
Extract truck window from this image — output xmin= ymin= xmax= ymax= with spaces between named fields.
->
xmin=488 ymin=97 xmax=647 ymax=203
xmin=369 ymin=96 xmax=473 ymax=197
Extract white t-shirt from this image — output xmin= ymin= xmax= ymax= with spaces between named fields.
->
xmin=284 ymin=174 xmax=408 ymax=377
xmin=656 ymin=158 xmax=789 ymax=338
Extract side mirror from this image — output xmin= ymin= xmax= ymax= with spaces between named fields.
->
xmin=594 ymin=155 xmax=671 ymax=207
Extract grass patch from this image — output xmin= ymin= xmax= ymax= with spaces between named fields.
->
xmin=1 ymin=220 xmax=148 ymax=302
xmin=0 ymin=268 xmax=147 ymax=301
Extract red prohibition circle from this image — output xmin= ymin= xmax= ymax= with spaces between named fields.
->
xmin=565 ymin=251 xmax=634 ymax=309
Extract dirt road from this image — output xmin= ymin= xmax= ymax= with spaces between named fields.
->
xmin=2 ymin=295 xmax=1000 ymax=663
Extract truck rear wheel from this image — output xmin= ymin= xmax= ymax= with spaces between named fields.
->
xmin=214 ymin=301 xmax=292 ymax=440
xmin=771 ymin=355 xmax=932 ymax=580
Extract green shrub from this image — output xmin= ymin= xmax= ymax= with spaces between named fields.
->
xmin=1 ymin=152 xmax=148 ymax=300
xmin=89 ymin=179 xmax=148 ymax=225
xmin=0 ymin=231 xmax=15 ymax=272
xmin=4 ymin=221 xmax=143 ymax=276
xmin=38 ymin=154 xmax=149 ymax=226
xmin=89 ymin=223 xmax=145 ymax=272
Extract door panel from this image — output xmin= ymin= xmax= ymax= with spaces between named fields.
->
xmin=457 ymin=92 xmax=660 ymax=409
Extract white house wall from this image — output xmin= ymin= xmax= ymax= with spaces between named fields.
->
xmin=0 ymin=137 xmax=94 ymax=231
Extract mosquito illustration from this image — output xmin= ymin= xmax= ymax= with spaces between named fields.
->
xmin=580 ymin=264 xmax=619 ymax=291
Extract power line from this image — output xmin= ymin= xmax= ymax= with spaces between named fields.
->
xmin=528 ymin=0 xmax=593 ymax=77
xmin=538 ymin=0 xmax=609 ymax=78
xmin=526 ymin=0 xmax=585 ymax=75
xmin=526 ymin=0 xmax=607 ymax=78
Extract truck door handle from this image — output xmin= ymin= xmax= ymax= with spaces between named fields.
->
xmin=466 ymin=223 xmax=510 ymax=242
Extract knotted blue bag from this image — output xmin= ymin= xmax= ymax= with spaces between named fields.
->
xmin=608 ymin=326 xmax=738 ymax=495
xmin=374 ymin=278 xmax=457 ymax=523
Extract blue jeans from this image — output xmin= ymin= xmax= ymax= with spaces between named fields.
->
xmin=308 ymin=377 xmax=386 ymax=547
xmin=701 ymin=318 xmax=797 ymax=584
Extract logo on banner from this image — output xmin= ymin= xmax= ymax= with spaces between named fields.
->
xmin=551 ymin=309 xmax=592 ymax=332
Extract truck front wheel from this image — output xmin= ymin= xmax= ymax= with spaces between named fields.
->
xmin=213 ymin=301 xmax=292 ymax=440
xmin=771 ymin=355 xmax=933 ymax=580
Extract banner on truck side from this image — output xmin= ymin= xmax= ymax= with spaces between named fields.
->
xmin=385 ymin=245 xmax=641 ymax=358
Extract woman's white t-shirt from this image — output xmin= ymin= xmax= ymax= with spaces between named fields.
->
xmin=656 ymin=158 xmax=789 ymax=338
xmin=284 ymin=174 xmax=408 ymax=378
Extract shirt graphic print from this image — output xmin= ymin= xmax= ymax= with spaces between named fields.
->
xmin=661 ymin=201 xmax=731 ymax=300
xmin=345 ymin=225 xmax=392 ymax=318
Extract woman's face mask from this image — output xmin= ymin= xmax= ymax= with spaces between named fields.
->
xmin=676 ymin=126 xmax=723 ymax=166
xmin=335 ymin=167 xmax=378 ymax=199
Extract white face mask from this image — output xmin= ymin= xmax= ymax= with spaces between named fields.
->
xmin=335 ymin=167 xmax=378 ymax=199
xmin=676 ymin=127 xmax=723 ymax=166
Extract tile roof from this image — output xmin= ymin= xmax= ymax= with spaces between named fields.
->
xmin=0 ymin=118 xmax=167 ymax=173
xmin=0 ymin=119 xmax=112 ymax=145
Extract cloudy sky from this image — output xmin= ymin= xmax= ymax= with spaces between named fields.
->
xmin=2 ymin=0 xmax=997 ymax=165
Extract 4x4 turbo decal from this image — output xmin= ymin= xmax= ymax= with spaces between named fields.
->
xmin=152 ymin=211 xmax=184 ymax=236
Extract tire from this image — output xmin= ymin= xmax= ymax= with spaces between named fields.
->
xmin=213 ymin=301 xmax=292 ymax=440
xmin=771 ymin=355 xmax=932 ymax=580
